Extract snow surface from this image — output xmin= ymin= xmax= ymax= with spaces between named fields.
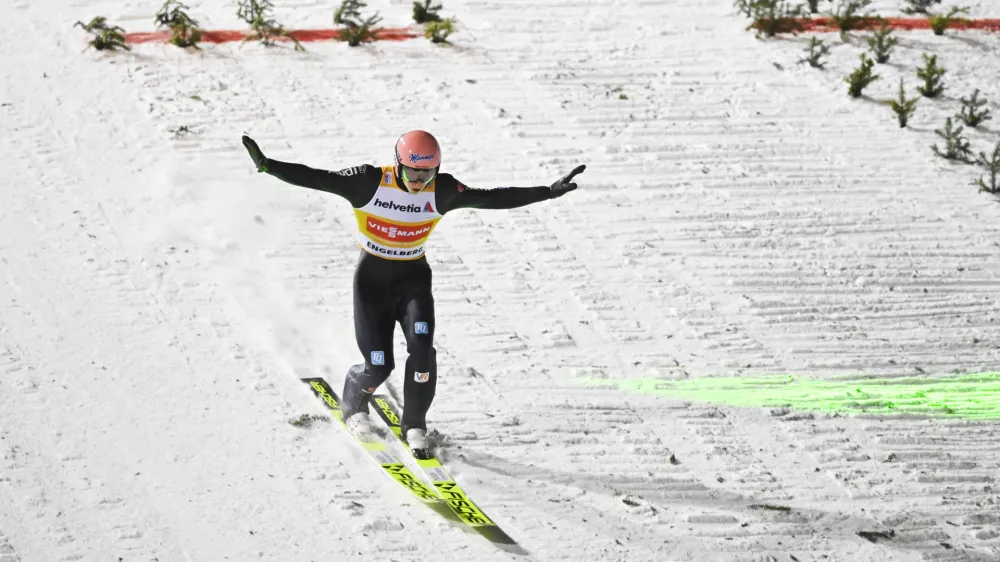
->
xmin=2 ymin=0 xmax=1000 ymax=561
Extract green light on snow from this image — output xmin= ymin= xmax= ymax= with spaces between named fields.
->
xmin=582 ymin=373 xmax=1000 ymax=420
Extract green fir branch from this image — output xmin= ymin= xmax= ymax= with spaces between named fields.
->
xmin=75 ymin=16 xmax=131 ymax=51
xmin=425 ymin=18 xmax=457 ymax=44
xmin=866 ymin=19 xmax=898 ymax=63
xmin=901 ymin=0 xmax=941 ymax=15
xmin=334 ymin=0 xmax=365 ymax=25
xmin=929 ymin=6 xmax=970 ymax=35
xmin=931 ymin=117 xmax=974 ymax=163
xmin=338 ymin=14 xmax=383 ymax=46
xmin=335 ymin=0 xmax=383 ymax=46
xmin=413 ymin=0 xmax=443 ymax=23
xmin=744 ymin=0 xmax=806 ymax=37
xmin=890 ymin=79 xmax=919 ymax=128
xmin=956 ymin=89 xmax=992 ymax=128
xmin=155 ymin=0 xmax=202 ymax=48
xmin=237 ymin=0 xmax=304 ymax=51
xmin=916 ymin=53 xmax=946 ymax=98
xmin=974 ymin=141 xmax=1000 ymax=193
xmin=797 ymin=37 xmax=831 ymax=69
xmin=827 ymin=0 xmax=875 ymax=41
xmin=846 ymin=53 xmax=879 ymax=98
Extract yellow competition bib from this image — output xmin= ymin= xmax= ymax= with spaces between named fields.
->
xmin=353 ymin=166 xmax=443 ymax=260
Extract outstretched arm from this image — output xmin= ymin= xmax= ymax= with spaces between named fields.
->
xmin=242 ymin=135 xmax=378 ymax=207
xmin=436 ymin=165 xmax=585 ymax=215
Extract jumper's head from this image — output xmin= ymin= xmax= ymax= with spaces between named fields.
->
xmin=394 ymin=130 xmax=441 ymax=194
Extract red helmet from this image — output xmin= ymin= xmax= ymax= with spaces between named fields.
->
xmin=395 ymin=130 xmax=441 ymax=170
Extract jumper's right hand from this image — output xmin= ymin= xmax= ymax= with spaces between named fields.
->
xmin=242 ymin=135 xmax=268 ymax=173
xmin=549 ymin=164 xmax=585 ymax=198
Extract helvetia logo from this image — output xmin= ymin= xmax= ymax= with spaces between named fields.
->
xmin=423 ymin=202 xmax=434 ymax=213
xmin=374 ymin=198 xmax=422 ymax=213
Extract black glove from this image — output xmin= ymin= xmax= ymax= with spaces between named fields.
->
xmin=549 ymin=164 xmax=585 ymax=198
xmin=242 ymin=134 xmax=269 ymax=173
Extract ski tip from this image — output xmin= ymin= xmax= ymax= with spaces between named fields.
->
xmin=482 ymin=528 xmax=526 ymax=552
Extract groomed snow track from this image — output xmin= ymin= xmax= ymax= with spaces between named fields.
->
xmin=1 ymin=0 xmax=999 ymax=560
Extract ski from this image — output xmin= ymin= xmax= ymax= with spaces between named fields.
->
xmin=370 ymin=393 xmax=519 ymax=547
xmin=301 ymin=377 xmax=458 ymax=522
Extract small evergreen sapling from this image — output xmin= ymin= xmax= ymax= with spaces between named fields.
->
xmin=929 ymin=6 xmax=969 ymax=35
xmin=798 ymin=37 xmax=831 ymax=69
xmin=890 ymin=79 xmax=919 ymax=128
xmin=846 ymin=53 xmax=879 ymax=98
xmin=155 ymin=0 xmax=202 ymax=48
xmin=866 ymin=19 xmax=898 ymax=63
xmin=75 ymin=16 xmax=131 ymax=51
xmin=744 ymin=0 xmax=806 ymax=38
xmin=827 ymin=0 xmax=875 ymax=41
xmin=334 ymin=0 xmax=383 ymax=47
xmin=413 ymin=0 xmax=443 ymax=23
xmin=237 ymin=0 xmax=304 ymax=51
xmin=338 ymin=17 xmax=383 ymax=46
xmin=931 ymin=117 xmax=974 ymax=163
xmin=916 ymin=54 xmax=945 ymax=98
xmin=974 ymin=141 xmax=1000 ymax=193
xmin=334 ymin=0 xmax=363 ymax=25
xmin=956 ymin=89 xmax=992 ymax=128
xmin=901 ymin=0 xmax=941 ymax=14
xmin=425 ymin=18 xmax=457 ymax=44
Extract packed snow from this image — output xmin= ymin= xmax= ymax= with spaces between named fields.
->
xmin=2 ymin=0 xmax=999 ymax=561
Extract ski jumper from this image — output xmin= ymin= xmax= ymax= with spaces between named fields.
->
xmin=262 ymin=160 xmax=552 ymax=431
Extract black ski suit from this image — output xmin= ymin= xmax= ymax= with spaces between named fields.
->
xmin=261 ymin=158 xmax=553 ymax=432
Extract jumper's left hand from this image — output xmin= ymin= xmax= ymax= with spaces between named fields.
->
xmin=242 ymin=134 xmax=269 ymax=173
xmin=550 ymin=164 xmax=585 ymax=198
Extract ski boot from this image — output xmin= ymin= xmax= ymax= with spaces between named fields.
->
xmin=345 ymin=412 xmax=376 ymax=442
xmin=402 ymin=426 xmax=432 ymax=460
xmin=342 ymin=364 xmax=383 ymax=443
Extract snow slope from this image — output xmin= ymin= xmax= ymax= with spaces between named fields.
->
xmin=2 ymin=0 xmax=999 ymax=561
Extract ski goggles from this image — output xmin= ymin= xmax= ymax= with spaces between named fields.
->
xmin=399 ymin=164 xmax=437 ymax=185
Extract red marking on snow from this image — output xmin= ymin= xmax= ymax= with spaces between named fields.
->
xmin=751 ymin=17 xmax=1000 ymax=34
xmin=124 ymin=27 xmax=419 ymax=44
xmin=802 ymin=17 xmax=1000 ymax=32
